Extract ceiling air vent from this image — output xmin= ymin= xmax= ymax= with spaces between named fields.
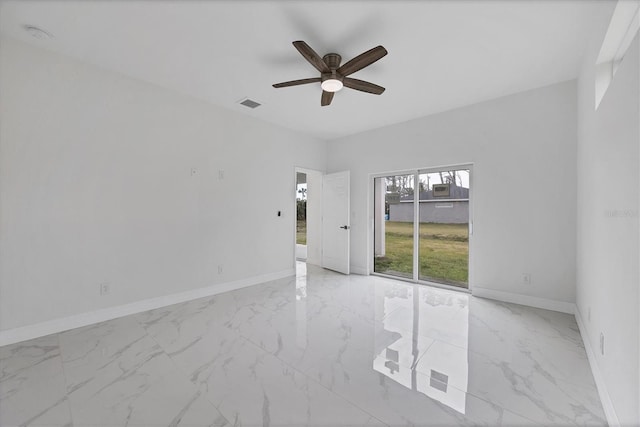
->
xmin=239 ymin=98 xmax=261 ymax=109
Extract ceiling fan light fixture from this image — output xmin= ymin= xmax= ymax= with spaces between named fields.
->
xmin=321 ymin=79 xmax=343 ymax=92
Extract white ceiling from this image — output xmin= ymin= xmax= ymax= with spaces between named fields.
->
xmin=0 ymin=1 xmax=612 ymax=140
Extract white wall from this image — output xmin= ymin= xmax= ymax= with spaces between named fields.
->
xmin=0 ymin=38 xmax=326 ymax=332
xmin=327 ymin=81 xmax=578 ymax=304
xmin=576 ymin=19 xmax=639 ymax=425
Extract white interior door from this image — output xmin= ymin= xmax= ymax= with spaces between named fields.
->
xmin=322 ymin=171 xmax=350 ymax=274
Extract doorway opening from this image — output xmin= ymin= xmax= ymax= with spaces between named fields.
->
xmin=373 ymin=166 xmax=471 ymax=290
xmin=296 ymin=172 xmax=307 ymax=261
xmin=294 ymin=167 xmax=323 ymax=274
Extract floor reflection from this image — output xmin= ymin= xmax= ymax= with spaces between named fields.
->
xmin=0 ymin=262 xmax=606 ymax=426
xmin=296 ymin=261 xmax=308 ymax=348
xmin=374 ymin=283 xmax=469 ymax=414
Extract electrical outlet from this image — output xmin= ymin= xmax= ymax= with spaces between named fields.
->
xmin=217 ymin=265 xmax=223 ymax=275
xmin=521 ymin=273 xmax=531 ymax=285
xmin=218 ymin=170 xmax=225 ymax=180
xmin=600 ymin=332 xmax=605 ymax=356
xmin=100 ymin=283 xmax=111 ymax=296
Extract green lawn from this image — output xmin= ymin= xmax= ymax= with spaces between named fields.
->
xmin=296 ymin=220 xmax=307 ymax=245
xmin=374 ymin=221 xmax=469 ymax=287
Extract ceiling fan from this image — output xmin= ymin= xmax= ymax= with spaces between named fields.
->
xmin=272 ymin=41 xmax=388 ymax=106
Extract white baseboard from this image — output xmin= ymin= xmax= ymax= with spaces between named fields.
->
xmin=471 ymin=287 xmax=574 ymax=314
xmin=0 ymin=269 xmax=294 ymax=347
xmin=574 ymin=305 xmax=620 ymax=427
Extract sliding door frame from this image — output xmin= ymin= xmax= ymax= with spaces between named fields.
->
xmin=369 ymin=163 xmax=474 ymax=293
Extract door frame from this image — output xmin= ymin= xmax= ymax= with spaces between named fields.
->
xmin=368 ymin=163 xmax=474 ymax=293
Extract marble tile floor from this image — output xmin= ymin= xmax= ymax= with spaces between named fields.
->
xmin=0 ymin=262 xmax=606 ymax=426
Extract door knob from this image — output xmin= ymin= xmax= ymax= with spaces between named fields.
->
xmin=339 ymin=225 xmax=350 ymax=230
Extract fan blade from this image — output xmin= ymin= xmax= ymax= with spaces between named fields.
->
xmin=273 ymin=77 xmax=321 ymax=88
xmin=293 ymin=41 xmax=330 ymax=73
xmin=343 ymin=78 xmax=385 ymax=95
xmin=321 ymin=90 xmax=334 ymax=106
xmin=337 ymin=45 xmax=387 ymax=77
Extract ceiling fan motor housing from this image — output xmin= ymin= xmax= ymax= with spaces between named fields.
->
xmin=322 ymin=54 xmax=343 ymax=83
xmin=322 ymin=53 xmax=342 ymax=70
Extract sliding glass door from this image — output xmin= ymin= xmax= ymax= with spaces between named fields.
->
xmin=373 ymin=167 xmax=470 ymax=289
xmin=373 ymin=174 xmax=414 ymax=280
xmin=417 ymin=170 xmax=469 ymax=287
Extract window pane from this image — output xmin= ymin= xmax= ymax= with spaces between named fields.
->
xmin=374 ymin=175 xmax=414 ymax=280
xmin=417 ymin=170 xmax=469 ymax=288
